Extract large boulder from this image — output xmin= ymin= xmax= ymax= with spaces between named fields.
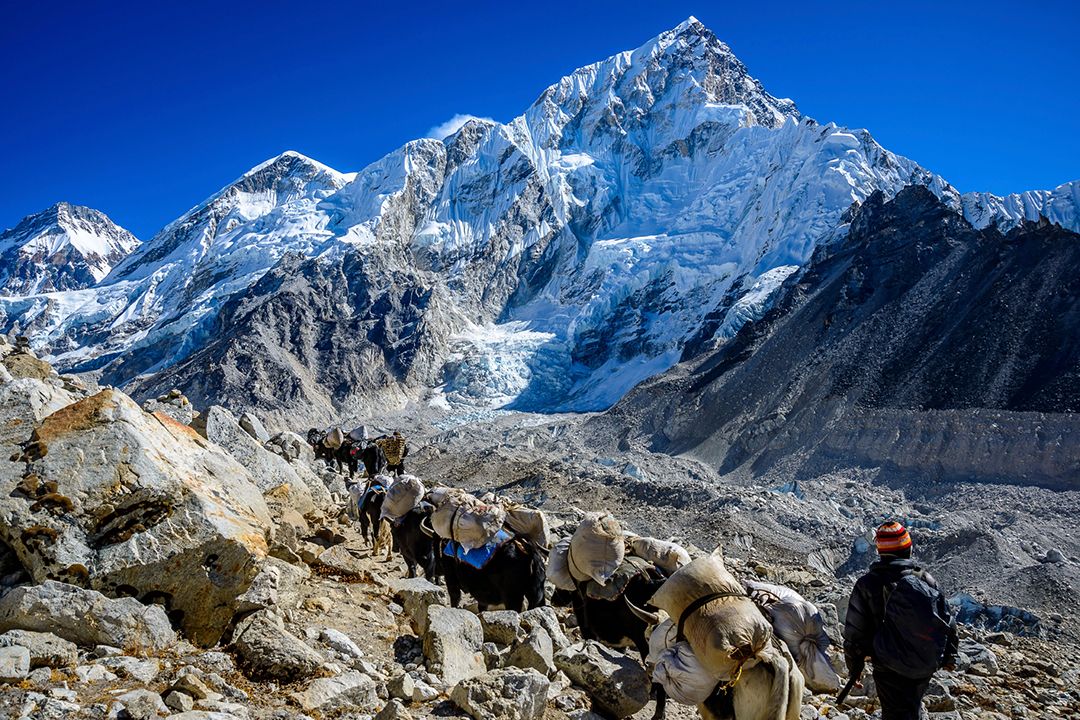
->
xmin=204 ymin=405 xmax=331 ymax=512
xmin=290 ymin=670 xmax=379 ymax=712
xmin=423 ymin=606 xmax=486 ymax=686
xmin=451 ymin=667 xmax=550 ymax=720
xmin=0 ymin=629 xmax=77 ymax=668
xmin=391 ymin=577 xmax=449 ymax=635
xmin=0 ymin=390 xmax=273 ymax=646
xmin=0 ymin=581 xmax=176 ymax=651
xmin=238 ymin=412 xmax=270 ymax=443
xmin=230 ymin=610 xmax=323 ymax=683
xmin=0 ymin=377 xmax=74 ymax=447
xmin=0 ymin=645 xmax=30 ymax=683
xmin=554 ymin=642 xmax=650 ymax=719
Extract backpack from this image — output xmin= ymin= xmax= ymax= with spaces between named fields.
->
xmin=873 ymin=572 xmax=951 ymax=679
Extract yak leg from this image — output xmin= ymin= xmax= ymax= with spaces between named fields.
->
xmin=650 ymin=684 xmax=667 ymax=720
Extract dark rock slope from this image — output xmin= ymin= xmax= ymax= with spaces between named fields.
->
xmin=600 ymin=185 xmax=1080 ymax=488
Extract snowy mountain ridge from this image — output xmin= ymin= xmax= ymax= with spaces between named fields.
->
xmin=0 ymin=202 xmax=140 ymax=296
xmin=1 ymin=17 xmax=1077 ymax=418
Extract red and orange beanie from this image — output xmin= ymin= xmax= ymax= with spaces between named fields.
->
xmin=876 ymin=521 xmax=912 ymax=554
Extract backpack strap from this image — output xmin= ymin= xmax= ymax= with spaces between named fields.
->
xmin=676 ymin=591 xmax=745 ymax=643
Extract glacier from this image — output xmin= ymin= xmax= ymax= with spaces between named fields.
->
xmin=1 ymin=17 xmax=1077 ymax=417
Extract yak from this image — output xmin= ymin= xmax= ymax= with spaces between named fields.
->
xmin=388 ymin=503 xmax=440 ymax=581
xmin=438 ymin=536 xmax=546 ymax=612
xmin=554 ymin=561 xmax=670 ymax=720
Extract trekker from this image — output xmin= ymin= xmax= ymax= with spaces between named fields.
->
xmin=843 ymin=521 xmax=959 ymax=720
xmin=376 ymin=430 xmax=408 ymax=476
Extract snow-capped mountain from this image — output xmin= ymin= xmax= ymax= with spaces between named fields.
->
xmin=0 ymin=202 xmax=139 ymax=295
xmin=1 ymin=18 xmax=1076 ymax=420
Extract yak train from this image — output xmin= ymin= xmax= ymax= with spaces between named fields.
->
xmin=347 ymin=471 xmax=843 ymax=720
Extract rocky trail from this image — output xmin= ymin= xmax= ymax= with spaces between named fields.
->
xmin=0 ymin=338 xmax=1077 ymax=720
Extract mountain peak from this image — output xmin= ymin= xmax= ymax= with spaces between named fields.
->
xmin=0 ymin=203 xmax=139 ymax=295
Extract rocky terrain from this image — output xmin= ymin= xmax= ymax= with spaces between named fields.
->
xmin=0 ymin=339 xmax=1075 ymax=720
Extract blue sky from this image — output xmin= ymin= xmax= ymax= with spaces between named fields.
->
xmin=2 ymin=0 xmax=1077 ymax=238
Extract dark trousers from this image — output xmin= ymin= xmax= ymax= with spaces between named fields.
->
xmin=387 ymin=462 xmax=404 ymax=476
xmin=874 ymin=667 xmax=931 ymax=720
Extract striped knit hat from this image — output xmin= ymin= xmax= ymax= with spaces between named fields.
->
xmin=875 ymin=521 xmax=912 ymax=554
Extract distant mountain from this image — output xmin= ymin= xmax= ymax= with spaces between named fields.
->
xmin=598 ymin=186 xmax=1080 ymax=488
xmin=0 ymin=18 xmax=1076 ymax=422
xmin=0 ymin=202 xmax=139 ymax=295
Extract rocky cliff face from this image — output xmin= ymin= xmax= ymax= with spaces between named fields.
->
xmin=1 ymin=19 xmax=1076 ymax=422
xmin=598 ymin=186 xmax=1080 ymax=488
xmin=0 ymin=203 xmax=139 ymax=295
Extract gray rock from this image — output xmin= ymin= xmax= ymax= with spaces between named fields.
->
xmin=321 ymin=627 xmax=364 ymax=658
xmin=554 ymin=641 xmax=650 ymax=719
xmin=265 ymin=431 xmax=314 ymax=464
xmin=239 ymin=412 xmax=271 ymax=443
xmin=290 ymin=670 xmax=379 ymax=712
xmin=231 ymin=610 xmax=323 ymax=683
xmin=479 ymin=610 xmax=522 ymax=646
xmin=74 ymin=663 xmax=118 ymax=683
xmin=97 ymin=655 xmax=161 ymax=683
xmin=165 ymin=689 xmax=197 ymax=713
xmin=391 ymin=577 xmax=449 ymax=635
xmin=143 ymin=393 xmax=194 ymax=425
xmin=507 ymin=626 xmax=555 ymax=676
xmin=0 ymin=389 xmax=273 ymax=647
xmin=170 ymin=712 xmax=246 ymax=720
xmin=0 ymin=644 xmax=30 ymax=682
xmin=450 ymin=667 xmax=550 ymax=720
xmin=0 ymin=377 xmax=73 ymax=446
xmin=388 ymin=672 xmax=416 ymax=700
xmin=1044 ymin=548 xmax=1066 ymax=564
xmin=0 ymin=629 xmax=77 ymax=668
xmin=204 ymin=404 xmax=327 ymax=513
xmin=957 ymin=639 xmax=999 ymax=676
xmin=0 ymin=581 xmax=176 ymax=651
xmin=375 ymin=698 xmax=412 ymax=720
xmin=423 ymin=605 xmax=486 ymax=686
xmin=114 ymin=689 xmax=169 ymax=720
xmin=520 ymin=606 xmax=571 ymax=652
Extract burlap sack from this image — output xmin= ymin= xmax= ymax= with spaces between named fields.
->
xmin=503 ymin=505 xmax=551 ymax=547
xmin=744 ymin=579 xmax=840 ymax=692
xmin=567 ymin=512 xmax=625 ymax=585
xmin=324 ymin=426 xmax=345 ymax=449
xmin=649 ymin=549 xmax=772 ymax=680
xmin=546 ymin=537 xmax=576 ymax=590
xmin=431 ymin=492 xmax=506 ymax=551
xmin=628 ymin=536 xmax=691 ymax=574
xmin=380 ymin=475 xmax=424 ymax=520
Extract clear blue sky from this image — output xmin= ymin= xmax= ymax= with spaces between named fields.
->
xmin=2 ymin=0 xmax=1077 ymax=238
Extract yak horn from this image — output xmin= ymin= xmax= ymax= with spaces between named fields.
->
xmin=625 ymin=598 xmax=663 ymax=626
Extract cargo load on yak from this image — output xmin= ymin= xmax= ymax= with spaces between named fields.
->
xmin=547 ymin=536 xmax=576 ymax=591
xmin=744 ymin=579 xmax=841 ymax=692
xmin=380 ymin=475 xmax=425 ymax=520
xmin=647 ymin=618 xmax=717 ymax=705
xmin=479 ymin=492 xmax=551 ymax=548
xmin=324 ymin=426 xmax=346 ymax=449
xmin=431 ymin=489 xmax=506 ymax=551
xmin=649 ymin=548 xmax=772 ymax=681
xmin=626 ymin=535 xmax=691 ymax=574
xmin=347 ymin=425 xmax=369 ymax=443
xmin=566 ymin=512 xmax=625 ymax=586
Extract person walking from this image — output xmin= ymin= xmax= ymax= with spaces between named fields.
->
xmin=376 ymin=430 xmax=408 ymax=476
xmin=843 ymin=521 xmax=959 ymax=720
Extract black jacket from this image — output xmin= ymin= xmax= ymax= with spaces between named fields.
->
xmin=843 ymin=556 xmax=959 ymax=674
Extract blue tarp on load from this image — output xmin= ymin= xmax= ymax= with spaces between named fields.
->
xmin=443 ymin=529 xmax=513 ymax=570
